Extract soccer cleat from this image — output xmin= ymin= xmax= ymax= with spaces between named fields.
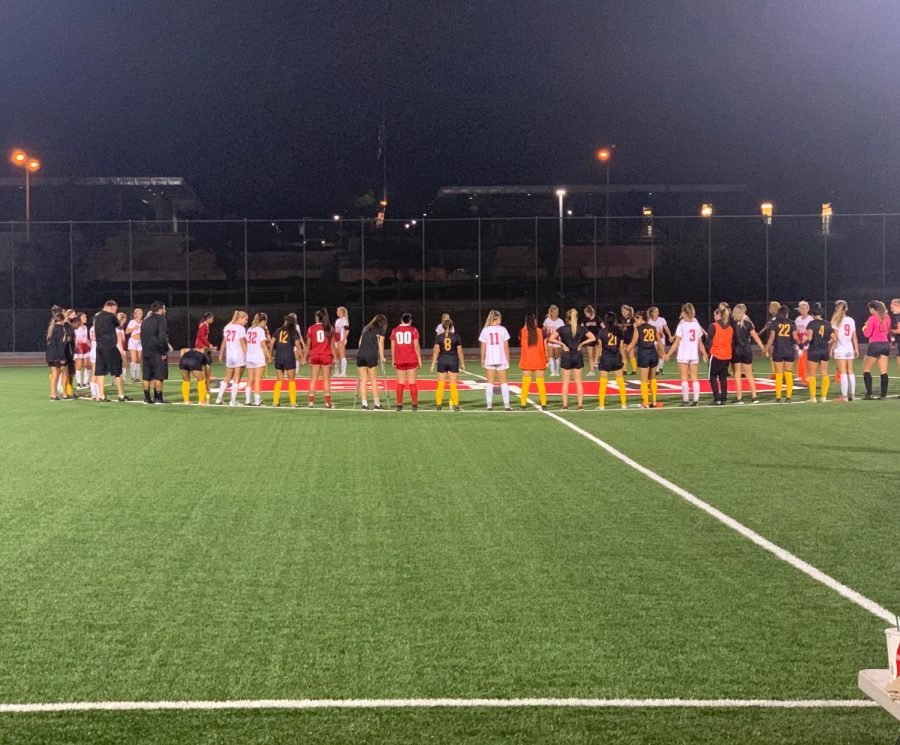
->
xmin=396 ymin=404 xmax=403 ymax=412
xmin=879 ymin=395 xmax=887 ymax=400
xmin=308 ymin=401 xmax=314 ymax=408
xmin=435 ymin=405 xmax=442 ymax=411
xmin=452 ymin=405 xmax=461 ymax=412
xmin=504 ymin=407 xmax=512 ymax=411
xmin=325 ymin=402 xmax=334 ymax=409
xmin=412 ymin=405 xmax=418 ymax=412
xmin=561 ymin=406 xmax=568 ymax=411
xmin=597 ymin=405 xmax=605 ymax=410
xmin=690 ymin=401 xmax=699 ymax=407
xmin=576 ymin=405 xmax=583 ymax=411
xmin=520 ymin=405 xmax=527 ymax=411
xmin=361 ymin=401 xmax=368 ymax=409
xmin=118 ymin=395 xmax=132 ymax=402
xmin=864 ymin=393 xmax=873 ymax=400
xmin=785 ymin=398 xmax=792 ymax=404
xmin=680 ymin=401 xmax=689 ymax=407
xmin=374 ymin=404 xmax=384 ymax=410
xmin=734 ymin=399 xmax=745 ymax=405
xmin=750 ymin=397 xmax=759 ymax=404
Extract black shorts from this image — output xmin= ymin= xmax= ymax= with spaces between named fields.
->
xmin=142 ymin=353 xmax=168 ymax=381
xmin=599 ymin=355 xmax=623 ymax=373
xmin=866 ymin=342 xmax=891 ymax=358
xmin=436 ymin=358 xmax=459 ymax=374
xmin=622 ymin=326 xmax=635 ymax=344
xmin=772 ymin=351 xmax=796 ymax=363
xmin=356 ymin=354 xmax=379 ymax=369
xmin=807 ymin=349 xmax=830 ymax=363
xmin=732 ymin=349 xmax=752 ymax=365
xmin=95 ymin=346 xmax=123 ymax=377
xmin=637 ymin=350 xmax=659 ymax=369
xmin=274 ymin=357 xmax=297 ymax=372
xmin=46 ymin=357 xmax=66 ymax=368
xmin=179 ymin=356 xmax=209 ymax=373
xmin=560 ymin=352 xmax=584 ymax=370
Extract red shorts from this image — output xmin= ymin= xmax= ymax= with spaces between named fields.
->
xmin=310 ymin=354 xmax=333 ymax=367
xmin=394 ymin=362 xmax=419 ymax=371
xmin=75 ymin=342 xmax=91 ymax=355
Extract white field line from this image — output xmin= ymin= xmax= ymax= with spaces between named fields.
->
xmin=463 ymin=371 xmax=898 ymax=625
xmin=0 ymin=697 xmax=878 ymax=714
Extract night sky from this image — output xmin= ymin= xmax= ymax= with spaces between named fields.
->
xmin=3 ymin=0 xmax=900 ymax=217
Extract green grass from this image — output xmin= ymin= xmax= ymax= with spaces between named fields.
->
xmin=0 ymin=364 xmax=898 ymax=743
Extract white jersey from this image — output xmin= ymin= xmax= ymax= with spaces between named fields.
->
xmin=544 ymin=317 xmax=564 ymax=348
xmin=674 ymin=319 xmax=704 ymax=363
xmin=245 ymin=325 xmax=268 ymax=368
xmin=648 ymin=317 xmax=667 ymax=343
xmin=479 ymin=325 xmax=510 ymax=368
xmin=223 ymin=322 xmax=247 ymax=367
xmin=794 ymin=314 xmax=812 ymax=350
xmin=89 ymin=327 xmax=97 ymax=363
xmin=116 ymin=327 xmax=125 ymax=351
xmin=833 ymin=316 xmax=857 ymax=359
xmin=126 ymin=319 xmax=142 ymax=351
xmin=334 ymin=317 xmax=349 ymax=343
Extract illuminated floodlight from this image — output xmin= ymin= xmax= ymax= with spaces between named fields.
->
xmin=700 ymin=203 xmax=713 ymax=218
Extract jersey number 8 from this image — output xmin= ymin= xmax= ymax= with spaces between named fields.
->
xmin=443 ymin=337 xmax=452 ymax=351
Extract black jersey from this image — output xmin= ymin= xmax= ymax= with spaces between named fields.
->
xmin=766 ymin=319 xmax=797 ymax=358
xmin=806 ymin=319 xmax=833 ymax=355
xmin=62 ymin=322 xmax=75 ymax=359
xmin=179 ymin=349 xmax=210 ymax=370
xmin=621 ymin=317 xmax=635 ymax=343
xmin=584 ymin=317 xmax=599 ymax=346
xmin=358 ymin=328 xmax=383 ymax=359
xmin=732 ymin=318 xmax=755 ymax=354
xmin=557 ymin=324 xmax=590 ymax=353
xmin=636 ymin=324 xmax=659 ymax=351
xmin=435 ymin=331 xmax=462 ymax=360
xmin=598 ymin=326 xmax=623 ymax=356
xmin=46 ymin=324 xmax=67 ymax=359
xmin=93 ymin=310 xmax=120 ymax=348
xmin=272 ymin=326 xmax=300 ymax=360
xmin=891 ymin=312 xmax=900 ymax=344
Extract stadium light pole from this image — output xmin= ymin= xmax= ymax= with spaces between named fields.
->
xmin=821 ymin=203 xmax=832 ymax=305
xmin=761 ymin=202 xmax=773 ymax=308
xmin=596 ymin=147 xmax=612 ymax=245
xmin=10 ymin=149 xmax=41 ymax=241
xmin=701 ymin=203 xmax=713 ymax=322
xmin=556 ymin=188 xmax=566 ymax=293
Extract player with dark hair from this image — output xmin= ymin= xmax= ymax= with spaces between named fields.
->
xmin=93 ymin=300 xmax=128 ymax=402
xmin=764 ymin=304 xmax=800 ymax=403
xmin=596 ymin=311 xmax=628 ymax=410
xmin=272 ymin=313 xmax=305 ymax=407
xmin=861 ymin=300 xmax=891 ymax=399
xmin=140 ymin=300 xmax=171 ymax=404
xmin=518 ymin=313 xmax=548 ymax=410
xmin=356 ymin=314 xmax=387 ymax=410
xmin=431 ymin=317 xmax=465 ymax=411
xmin=628 ymin=310 xmax=665 ymax=408
xmin=45 ymin=312 xmax=69 ymax=400
xmin=307 ymin=307 xmax=336 ymax=408
xmin=804 ymin=303 xmax=835 ymax=402
xmin=391 ymin=312 xmax=421 ymax=411
xmin=178 ymin=348 xmax=211 ymax=404
xmin=706 ymin=305 xmax=734 ymax=405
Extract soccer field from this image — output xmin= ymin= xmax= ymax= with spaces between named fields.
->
xmin=1 ymin=363 xmax=898 ymax=744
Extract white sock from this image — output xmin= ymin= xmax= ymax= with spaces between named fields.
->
xmin=245 ymin=387 xmax=251 ymax=402
xmin=692 ymin=381 xmax=700 ymax=402
xmin=500 ymin=383 xmax=510 ymax=408
xmin=681 ymin=381 xmax=689 ymax=402
xmin=849 ymin=374 xmax=856 ymax=396
xmin=255 ymin=393 xmax=261 ymax=405
xmin=90 ymin=383 xmax=98 ymax=399
xmin=839 ymin=374 xmax=847 ymax=397
xmin=486 ymin=384 xmax=494 ymax=408
xmin=216 ymin=381 xmax=226 ymax=402
xmin=230 ymin=381 xmax=238 ymax=403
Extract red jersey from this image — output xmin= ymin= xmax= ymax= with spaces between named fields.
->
xmin=307 ymin=323 xmax=334 ymax=358
xmin=391 ymin=324 xmax=420 ymax=366
xmin=195 ymin=321 xmax=211 ymax=350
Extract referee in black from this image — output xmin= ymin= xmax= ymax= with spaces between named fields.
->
xmin=140 ymin=301 xmax=172 ymax=404
xmin=93 ymin=300 xmax=129 ymax=402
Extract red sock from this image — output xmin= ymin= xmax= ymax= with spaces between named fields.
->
xmin=396 ymin=383 xmax=405 ymax=405
xmin=325 ymin=394 xmax=332 ymax=406
xmin=409 ymin=384 xmax=418 ymax=405
xmin=308 ymin=394 xmax=314 ymax=403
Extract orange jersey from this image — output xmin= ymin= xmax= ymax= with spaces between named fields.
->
xmin=519 ymin=326 xmax=547 ymax=370
xmin=708 ymin=322 xmax=734 ymax=360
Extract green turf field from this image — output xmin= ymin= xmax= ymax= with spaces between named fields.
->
xmin=1 ymin=362 xmax=898 ymax=743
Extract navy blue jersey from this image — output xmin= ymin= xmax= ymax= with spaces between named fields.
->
xmin=435 ymin=332 xmax=462 ymax=360
xmin=806 ymin=319 xmax=833 ymax=356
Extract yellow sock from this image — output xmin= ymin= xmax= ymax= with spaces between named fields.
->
xmin=197 ymin=380 xmax=207 ymax=404
xmin=820 ymin=375 xmax=829 ymax=400
xmin=651 ymin=378 xmax=658 ymax=404
xmin=520 ymin=376 xmax=532 ymax=406
xmin=273 ymin=381 xmax=282 ymax=406
xmin=775 ymin=372 xmax=784 ymax=399
xmin=598 ymin=377 xmax=607 ymax=408
xmin=618 ymin=378 xmax=628 ymax=408
xmin=640 ymin=381 xmax=649 ymax=406
xmin=536 ymin=378 xmax=547 ymax=406
xmin=66 ymin=381 xmax=73 ymax=396
xmin=288 ymin=380 xmax=296 ymax=406
xmin=808 ymin=377 xmax=817 ymax=400
xmin=450 ymin=382 xmax=459 ymax=406
xmin=630 ymin=355 xmax=638 ymax=374
xmin=181 ymin=381 xmax=191 ymax=402
xmin=436 ymin=380 xmax=446 ymax=406
xmin=785 ymin=372 xmax=794 ymax=399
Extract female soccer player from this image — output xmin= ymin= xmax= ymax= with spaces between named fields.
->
xmin=215 ymin=310 xmax=248 ymax=406
xmin=73 ymin=312 xmax=91 ymax=389
xmin=431 ymin=318 xmax=465 ymax=411
xmin=434 ymin=312 xmax=455 ymax=335
xmin=308 ymin=308 xmax=336 ymax=408
xmin=647 ymin=307 xmax=672 ymax=375
xmin=357 ymin=314 xmax=387 ymax=410
xmin=552 ymin=308 xmax=595 ymax=410
xmin=333 ymin=306 xmax=350 ymax=377
xmin=665 ymin=303 xmax=708 ymax=406
xmin=244 ymin=313 xmax=270 ymax=406
xmin=480 ymin=309 xmax=511 ymax=410
xmin=116 ymin=311 xmax=129 ymax=376
xmin=46 ymin=311 xmax=68 ymax=400
xmin=620 ymin=305 xmax=638 ymax=374
xmin=731 ymin=304 xmax=764 ymax=404
xmin=628 ymin=311 xmax=665 ymax=408
xmin=126 ymin=308 xmax=143 ymax=383
xmin=764 ymin=305 xmax=801 ymax=402
xmin=861 ymin=300 xmax=891 ymax=399
xmin=804 ymin=303 xmax=835 ymax=402
xmin=271 ymin=313 xmax=305 ymax=407
xmin=390 ymin=313 xmax=421 ymax=411
xmin=596 ymin=312 xmax=629 ymax=410
xmin=543 ymin=305 xmax=564 ymax=376
xmin=195 ymin=313 xmax=214 ymax=352
xmin=831 ymin=300 xmax=859 ymax=402
xmin=518 ymin=313 xmax=548 ymax=410
xmin=706 ymin=305 xmax=734 ymax=405
xmin=583 ymin=305 xmax=600 ymax=375
xmin=178 ymin=348 xmax=211 ymax=404
xmin=794 ymin=300 xmax=812 ymax=384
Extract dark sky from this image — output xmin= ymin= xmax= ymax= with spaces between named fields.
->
xmin=3 ymin=0 xmax=900 ymax=216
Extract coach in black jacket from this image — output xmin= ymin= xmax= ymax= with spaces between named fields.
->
xmin=141 ymin=301 xmax=172 ymax=404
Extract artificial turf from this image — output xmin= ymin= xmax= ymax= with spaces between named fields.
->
xmin=0 ymin=363 xmax=897 ymax=743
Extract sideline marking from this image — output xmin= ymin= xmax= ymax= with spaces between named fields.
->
xmin=0 ymin=697 xmax=878 ymax=714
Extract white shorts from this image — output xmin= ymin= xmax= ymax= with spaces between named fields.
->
xmin=74 ymin=353 xmax=87 ymax=361
xmin=226 ymin=354 xmax=246 ymax=369
xmin=89 ymin=350 xmax=96 ymax=363
xmin=246 ymin=359 xmax=266 ymax=370
xmin=485 ymin=362 xmax=509 ymax=371
xmin=128 ymin=339 xmax=142 ymax=352
xmin=833 ymin=348 xmax=854 ymax=360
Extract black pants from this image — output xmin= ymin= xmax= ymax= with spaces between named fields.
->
xmin=709 ymin=357 xmax=730 ymax=401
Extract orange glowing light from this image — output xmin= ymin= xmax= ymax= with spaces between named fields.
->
xmin=26 ymin=159 xmax=41 ymax=172
xmin=596 ymin=148 xmax=611 ymax=162
xmin=11 ymin=150 xmax=28 ymax=165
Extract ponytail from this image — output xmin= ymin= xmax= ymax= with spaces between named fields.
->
xmin=524 ymin=313 xmax=537 ymax=346
xmin=831 ymin=300 xmax=847 ymax=327
xmin=566 ymin=308 xmax=578 ymax=336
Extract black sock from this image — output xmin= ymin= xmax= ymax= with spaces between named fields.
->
xmin=154 ymin=389 xmax=163 ymax=400
xmin=881 ymin=373 xmax=889 ymax=397
xmin=143 ymin=389 xmax=152 ymax=401
xmin=863 ymin=372 xmax=873 ymax=395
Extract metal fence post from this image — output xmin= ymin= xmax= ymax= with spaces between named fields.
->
xmin=128 ymin=220 xmax=134 ymax=309
xmin=185 ymin=219 xmax=191 ymax=345
xmin=882 ymin=213 xmax=887 ymax=300
xmin=69 ymin=221 xmax=75 ymax=308
xmin=302 ymin=219 xmax=307 ymax=327
xmin=243 ymin=218 xmax=249 ymax=308
xmin=477 ymin=217 xmax=482 ymax=327
xmin=421 ymin=218 xmax=426 ymax=335
xmin=360 ymin=217 xmax=365 ymax=325
xmin=534 ymin=216 xmax=539 ymax=315
xmin=650 ymin=216 xmax=655 ymax=308
xmin=9 ymin=222 xmax=14 ymax=352
xmin=592 ymin=215 xmax=598 ymax=310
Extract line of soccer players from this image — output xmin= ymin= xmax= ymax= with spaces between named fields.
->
xmin=45 ymin=298 xmax=900 ymax=409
